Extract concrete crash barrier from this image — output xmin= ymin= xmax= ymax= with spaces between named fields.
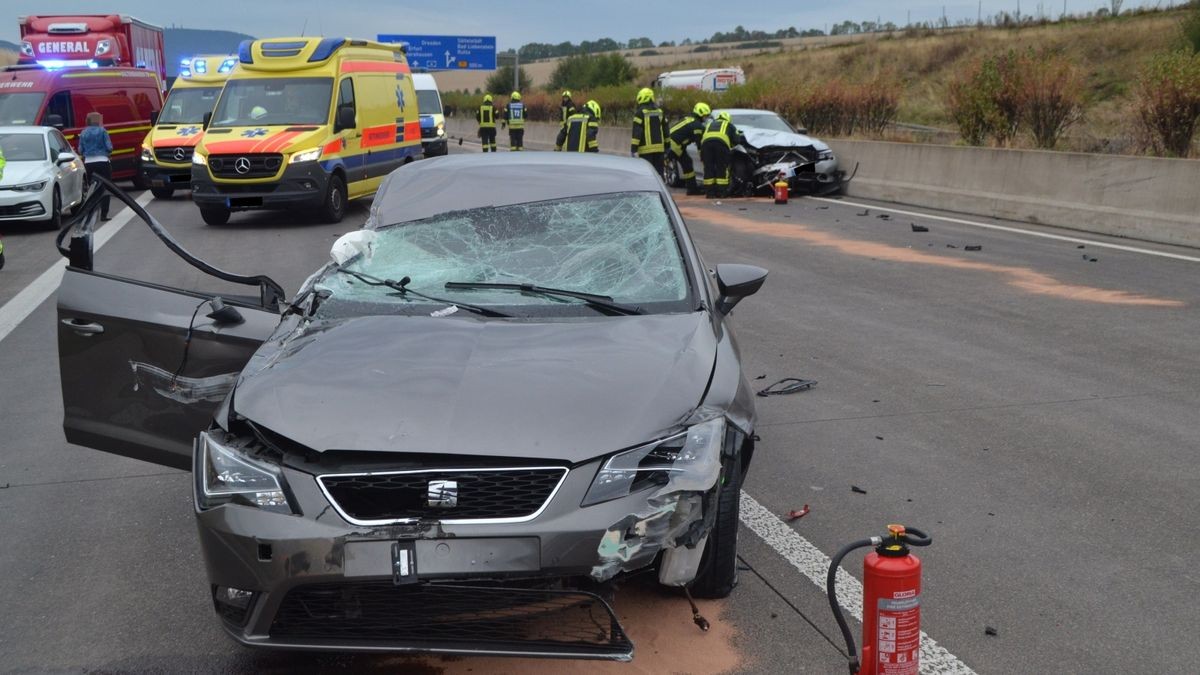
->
xmin=830 ymin=140 xmax=1200 ymax=249
xmin=445 ymin=119 xmax=1200 ymax=248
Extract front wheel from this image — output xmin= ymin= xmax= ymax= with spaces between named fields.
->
xmin=42 ymin=187 xmax=63 ymax=231
xmin=664 ymin=156 xmax=683 ymax=188
xmin=199 ymin=205 xmax=230 ymax=225
xmin=150 ymin=185 xmax=174 ymax=199
xmin=319 ymin=174 xmax=347 ymax=224
xmin=689 ymin=453 xmax=743 ymax=599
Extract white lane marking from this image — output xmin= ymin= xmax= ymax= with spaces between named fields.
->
xmin=810 ymin=196 xmax=1200 ymax=263
xmin=0 ymin=191 xmax=154 ymax=345
xmin=739 ymin=491 xmax=976 ymax=674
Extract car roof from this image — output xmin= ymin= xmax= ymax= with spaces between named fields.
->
xmin=714 ymin=108 xmax=780 ymax=116
xmin=0 ymin=126 xmax=52 ymax=135
xmin=370 ymin=153 xmax=667 ymax=226
xmin=411 ymin=73 xmax=438 ymax=88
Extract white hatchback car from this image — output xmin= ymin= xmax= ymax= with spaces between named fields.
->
xmin=0 ymin=126 xmax=85 ymax=230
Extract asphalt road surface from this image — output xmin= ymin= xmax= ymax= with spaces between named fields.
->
xmin=0 ymin=152 xmax=1196 ymax=674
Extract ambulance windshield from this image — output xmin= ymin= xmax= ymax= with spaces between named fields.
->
xmin=160 ymin=87 xmax=221 ymax=124
xmin=210 ymin=78 xmax=333 ymax=127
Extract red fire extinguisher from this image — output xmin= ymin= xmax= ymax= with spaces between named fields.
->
xmin=827 ymin=524 xmax=932 ymax=675
xmin=773 ymin=173 xmax=790 ymax=204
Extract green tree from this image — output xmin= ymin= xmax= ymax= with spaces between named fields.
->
xmin=549 ymin=53 xmax=638 ymax=90
xmin=485 ymin=66 xmax=533 ymax=95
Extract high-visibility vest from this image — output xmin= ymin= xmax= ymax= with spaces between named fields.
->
xmin=633 ymin=105 xmax=666 ymax=155
xmin=479 ymin=104 xmax=495 ymax=129
xmin=702 ymin=119 xmax=733 ymax=147
xmin=507 ymin=102 xmax=525 ymax=129
xmin=564 ymin=113 xmax=597 ymax=152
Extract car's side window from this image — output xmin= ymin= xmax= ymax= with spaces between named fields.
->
xmin=337 ymin=78 xmax=355 ymax=113
xmin=41 ymin=91 xmax=73 ymax=128
xmin=48 ymin=131 xmax=68 ymax=157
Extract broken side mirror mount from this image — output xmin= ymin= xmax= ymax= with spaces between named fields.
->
xmin=714 ymin=263 xmax=768 ymax=315
xmin=206 ymin=297 xmax=245 ymax=325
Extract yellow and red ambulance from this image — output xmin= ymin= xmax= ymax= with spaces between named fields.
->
xmin=190 ymin=37 xmax=420 ymax=225
xmin=139 ymin=54 xmax=238 ymax=199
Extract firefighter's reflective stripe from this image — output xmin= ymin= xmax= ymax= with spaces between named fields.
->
xmin=478 ymin=105 xmax=495 ymax=128
xmin=702 ymin=119 xmax=732 ymax=147
xmin=507 ymin=102 xmax=525 ymax=129
xmin=633 ymin=107 xmax=666 ymax=155
xmin=563 ymin=113 xmax=596 ymax=152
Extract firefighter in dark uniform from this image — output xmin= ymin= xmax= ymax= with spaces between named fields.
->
xmin=504 ymin=91 xmax=525 ymax=151
xmin=631 ymin=87 xmax=668 ymax=176
xmin=476 ymin=94 xmax=498 ymax=152
xmin=668 ymin=101 xmax=711 ymax=195
xmin=560 ymin=91 xmax=576 ymax=130
xmin=556 ymin=100 xmax=601 ymax=152
xmin=701 ymin=111 xmax=746 ymax=198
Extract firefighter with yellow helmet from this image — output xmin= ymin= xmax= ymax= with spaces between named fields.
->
xmin=631 ymin=87 xmax=668 ymax=176
xmin=668 ymin=101 xmax=712 ymax=195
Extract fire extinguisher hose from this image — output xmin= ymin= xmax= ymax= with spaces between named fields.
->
xmin=827 ymin=537 xmax=879 ymax=675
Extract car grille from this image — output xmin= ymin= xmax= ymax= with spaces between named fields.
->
xmin=269 ymin=582 xmax=633 ymax=659
xmin=154 ymin=146 xmax=194 ymax=163
xmin=0 ymin=201 xmax=46 ymax=218
xmin=208 ymin=153 xmax=283 ymax=179
xmin=420 ymin=126 xmax=437 ymax=139
xmin=759 ymin=147 xmax=819 ymax=164
xmin=318 ymin=467 xmax=566 ymax=524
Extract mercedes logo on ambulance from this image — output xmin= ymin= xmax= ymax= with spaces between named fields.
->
xmin=234 ymin=157 xmax=252 ymax=175
xmin=173 ymin=147 xmax=187 ymax=162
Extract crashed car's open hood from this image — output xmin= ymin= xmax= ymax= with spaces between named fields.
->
xmin=741 ymin=127 xmax=830 ymax=153
xmin=232 ymin=312 xmax=717 ymax=463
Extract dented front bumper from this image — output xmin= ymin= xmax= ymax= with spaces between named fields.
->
xmin=195 ymin=450 xmax=717 ymax=657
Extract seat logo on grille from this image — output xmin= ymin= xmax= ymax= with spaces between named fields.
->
xmin=234 ymin=157 xmax=252 ymax=174
xmin=173 ymin=147 xmax=187 ymax=161
xmin=427 ymin=480 xmax=458 ymax=508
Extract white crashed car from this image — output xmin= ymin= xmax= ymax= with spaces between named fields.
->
xmin=666 ymin=109 xmax=850 ymax=196
xmin=0 ymin=126 xmax=86 ymax=230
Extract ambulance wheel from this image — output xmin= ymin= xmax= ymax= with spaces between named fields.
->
xmin=150 ymin=186 xmax=174 ymax=199
xmin=689 ymin=452 xmax=743 ymax=599
xmin=131 ymin=173 xmax=150 ymax=190
xmin=200 ymin=206 xmax=230 ymax=225
xmin=319 ymin=174 xmax=347 ymax=224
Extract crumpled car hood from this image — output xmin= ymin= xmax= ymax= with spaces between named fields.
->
xmin=233 ymin=313 xmax=717 ymax=462
xmin=742 ymin=127 xmax=830 ymax=153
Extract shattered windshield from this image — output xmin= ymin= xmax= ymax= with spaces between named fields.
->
xmin=315 ymin=192 xmax=694 ymax=317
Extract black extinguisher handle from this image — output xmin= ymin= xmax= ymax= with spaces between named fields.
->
xmin=902 ymin=526 xmax=932 ymax=547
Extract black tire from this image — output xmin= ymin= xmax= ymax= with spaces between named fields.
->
xmin=664 ymin=156 xmax=684 ymax=188
xmin=199 ymin=205 xmax=231 ymax=225
xmin=689 ymin=453 xmax=743 ymax=599
xmin=43 ymin=187 xmax=63 ymax=231
xmin=319 ymin=173 xmax=347 ymax=224
xmin=150 ymin=185 xmax=174 ymax=199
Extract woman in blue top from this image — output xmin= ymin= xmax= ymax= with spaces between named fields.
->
xmin=78 ymin=112 xmax=114 ymax=220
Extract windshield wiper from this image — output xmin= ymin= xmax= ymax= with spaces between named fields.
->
xmin=334 ymin=268 xmax=512 ymax=318
xmin=444 ymin=282 xmax=645 ymax=316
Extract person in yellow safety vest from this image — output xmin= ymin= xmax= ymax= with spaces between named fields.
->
xmin=476 ymin=94 xmax=499 ymax=152
xmin=631 ymin=87 xmax=669 ymax=177
xmin=560 ymin=91 xmax=576 ymax=130
xmin=700 ymin=111 xmax=746 ymax=199
xmin=668 ymin=101 xmax=711 ymax=195
xmin=504 ymin=91 xmax=525 ymax=151
xmin=556 ymin=100 xmax=601 ymax=152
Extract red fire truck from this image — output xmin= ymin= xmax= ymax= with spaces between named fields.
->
xmin=18 ymin=15 xmax=166 ymax=84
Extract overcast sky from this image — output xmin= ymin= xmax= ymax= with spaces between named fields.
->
xmin=6 ymin=0 xmax=1175 ymax=47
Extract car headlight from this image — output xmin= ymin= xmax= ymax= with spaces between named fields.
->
xmin=140 ymin=147 xmax=154 ymax=163
xmin=289 ymin=148 xmax=322 ymax=164
xmin=817 ymin=149 xmax=834 ymax=161
xmin=196 ymin=430 xmax=294 ymax=513
xmin=582 ymin=417 xmax=725 ymax=506
xmin=11 ymin=180 xmax=48 ymax=192
xmin=192 ymin=151 xmax=207 ymax=166
xmin=95 ymin=39 xmax=112 ymax=57
xmin=436 ymin=123 xmax=445 ymax=137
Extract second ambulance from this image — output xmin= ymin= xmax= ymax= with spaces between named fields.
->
xmin=190 ymin=37 xmax=421 ymax=224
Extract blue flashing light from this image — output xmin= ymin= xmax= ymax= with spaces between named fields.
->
xmin=180 ymin=57 xmax=192 ymax=67
xmin=180 ymin=69 xmax=192 ymax=78
xmin=40 ymin=60 xmax=66 ymax=70
xmin=307 ymin=37 xmax=346 ymax=63
xmin=88 ymin=61 xmax=99 ymax=69
xmin=194 ymin=58 xmax=207 ymax=74
xmin=237 ymin=40 xmax=254 ymax=64
xmin=218 ymin=58 xmax=237 ymax=74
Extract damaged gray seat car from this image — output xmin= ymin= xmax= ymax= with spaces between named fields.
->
xmin=55 ymin=153 xmax=767 ymax=661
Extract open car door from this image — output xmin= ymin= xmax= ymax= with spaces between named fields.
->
xmin=56 ymin=180 xmax=286 ymax=470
